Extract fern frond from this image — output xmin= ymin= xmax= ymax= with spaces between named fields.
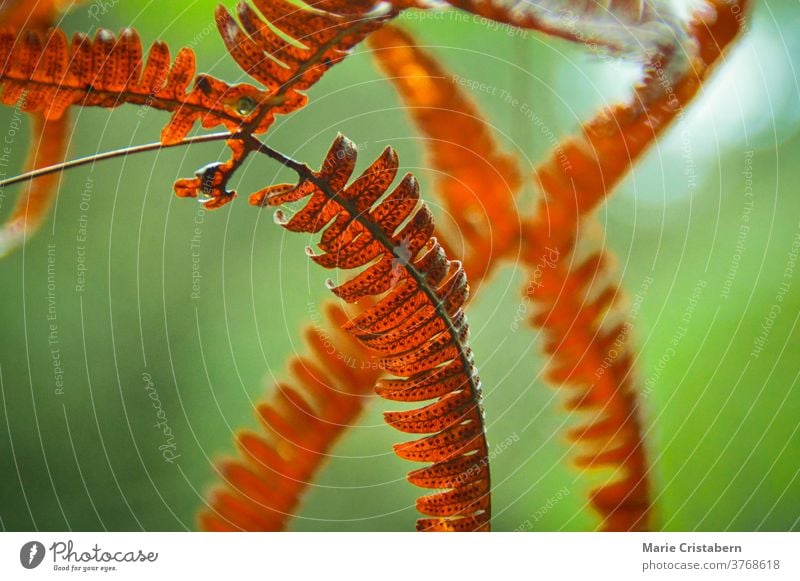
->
xmin=520 ymin=0 xmax=750 ymax=530
xmin=252 ymin=134 xmax=491 ymax=531
xmin=0 ymin=0 xmax=74 ymax=258
xmin=214 ymin=0 xmax=391 ymax=132
xmin=199 ymin=31 xmax=515 ymax=524
xmin=0 ymin=27 xmax=267 ymax=144
xmin=198 ymin=303 xmax=381 ymax=531
xmin=533 ymin=241 xmax=651 ymax=531
xmin=367 ymin=24 xmax=523 ymax=283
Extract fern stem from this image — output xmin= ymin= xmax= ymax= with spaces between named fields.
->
xmin=0 ymin=131 xmax=236 ymax=188
xmin=245 ymin=136 xmax=310 ymax=175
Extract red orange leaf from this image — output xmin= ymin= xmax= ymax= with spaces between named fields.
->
xmin=255 ymin=134 xmax=491 ymax=531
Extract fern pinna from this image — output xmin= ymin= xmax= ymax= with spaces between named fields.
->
xmin=0 ymin=0 xmax=392 ymax=218
xmin=0 ymin=26 xmax=257 ymax=142
xmin=248 ymin=135 xmax=491 ymax=531
xmin=180 ymin=0 xmax=392 ymax=206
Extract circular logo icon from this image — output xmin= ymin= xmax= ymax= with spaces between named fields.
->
xmin=19 ymin=541 xmax=45 ymax=569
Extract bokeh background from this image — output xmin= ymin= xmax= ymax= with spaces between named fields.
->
xmin=0 ymin=0 xmax=798 ymax=532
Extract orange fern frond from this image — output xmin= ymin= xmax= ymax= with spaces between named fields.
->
xmin=198 ymin=303 xmax=381 ymax=532
xmin=252 ymin=134 xmax=491 ymax=531
xmin=213 ymin=0 xmax=390 ymax=133
xmin=520 ymin=0 xmax=750 ymax=530
xmin=368 ymin=24 xmax=523 ymax=282
xmin=0 ymin=0 xmax=75 ymax=257
xmin=533 ymin=242 xmax=651 ymax=531
xmin=0 ymin=27 xmax=265 ymax=144
xmin=199 ymin=34 xmax=516 ymax=523
xmin=0 ymin=1 xmax=400 ymax=219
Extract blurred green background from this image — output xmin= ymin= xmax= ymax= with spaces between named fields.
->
xmin=0 ymin=0 xmax=798 ymax=532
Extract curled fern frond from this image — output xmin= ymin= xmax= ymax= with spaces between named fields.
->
xmin=253 ymin=134 xmax=491 ymax=532
xmin=368 ymin=24 xmax=522 ymax=283
xmin=198 ymin=303 xmax=381 ymax=531
xmin=199 ymin=26 xmax=517 ymax=522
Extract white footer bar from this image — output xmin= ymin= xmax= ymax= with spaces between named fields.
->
xmin=1 ymin=532 xmax=797 ymax=580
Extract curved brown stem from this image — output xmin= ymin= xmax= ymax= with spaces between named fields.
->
xmin=0 ymin=131 xmax=237 ymax=189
